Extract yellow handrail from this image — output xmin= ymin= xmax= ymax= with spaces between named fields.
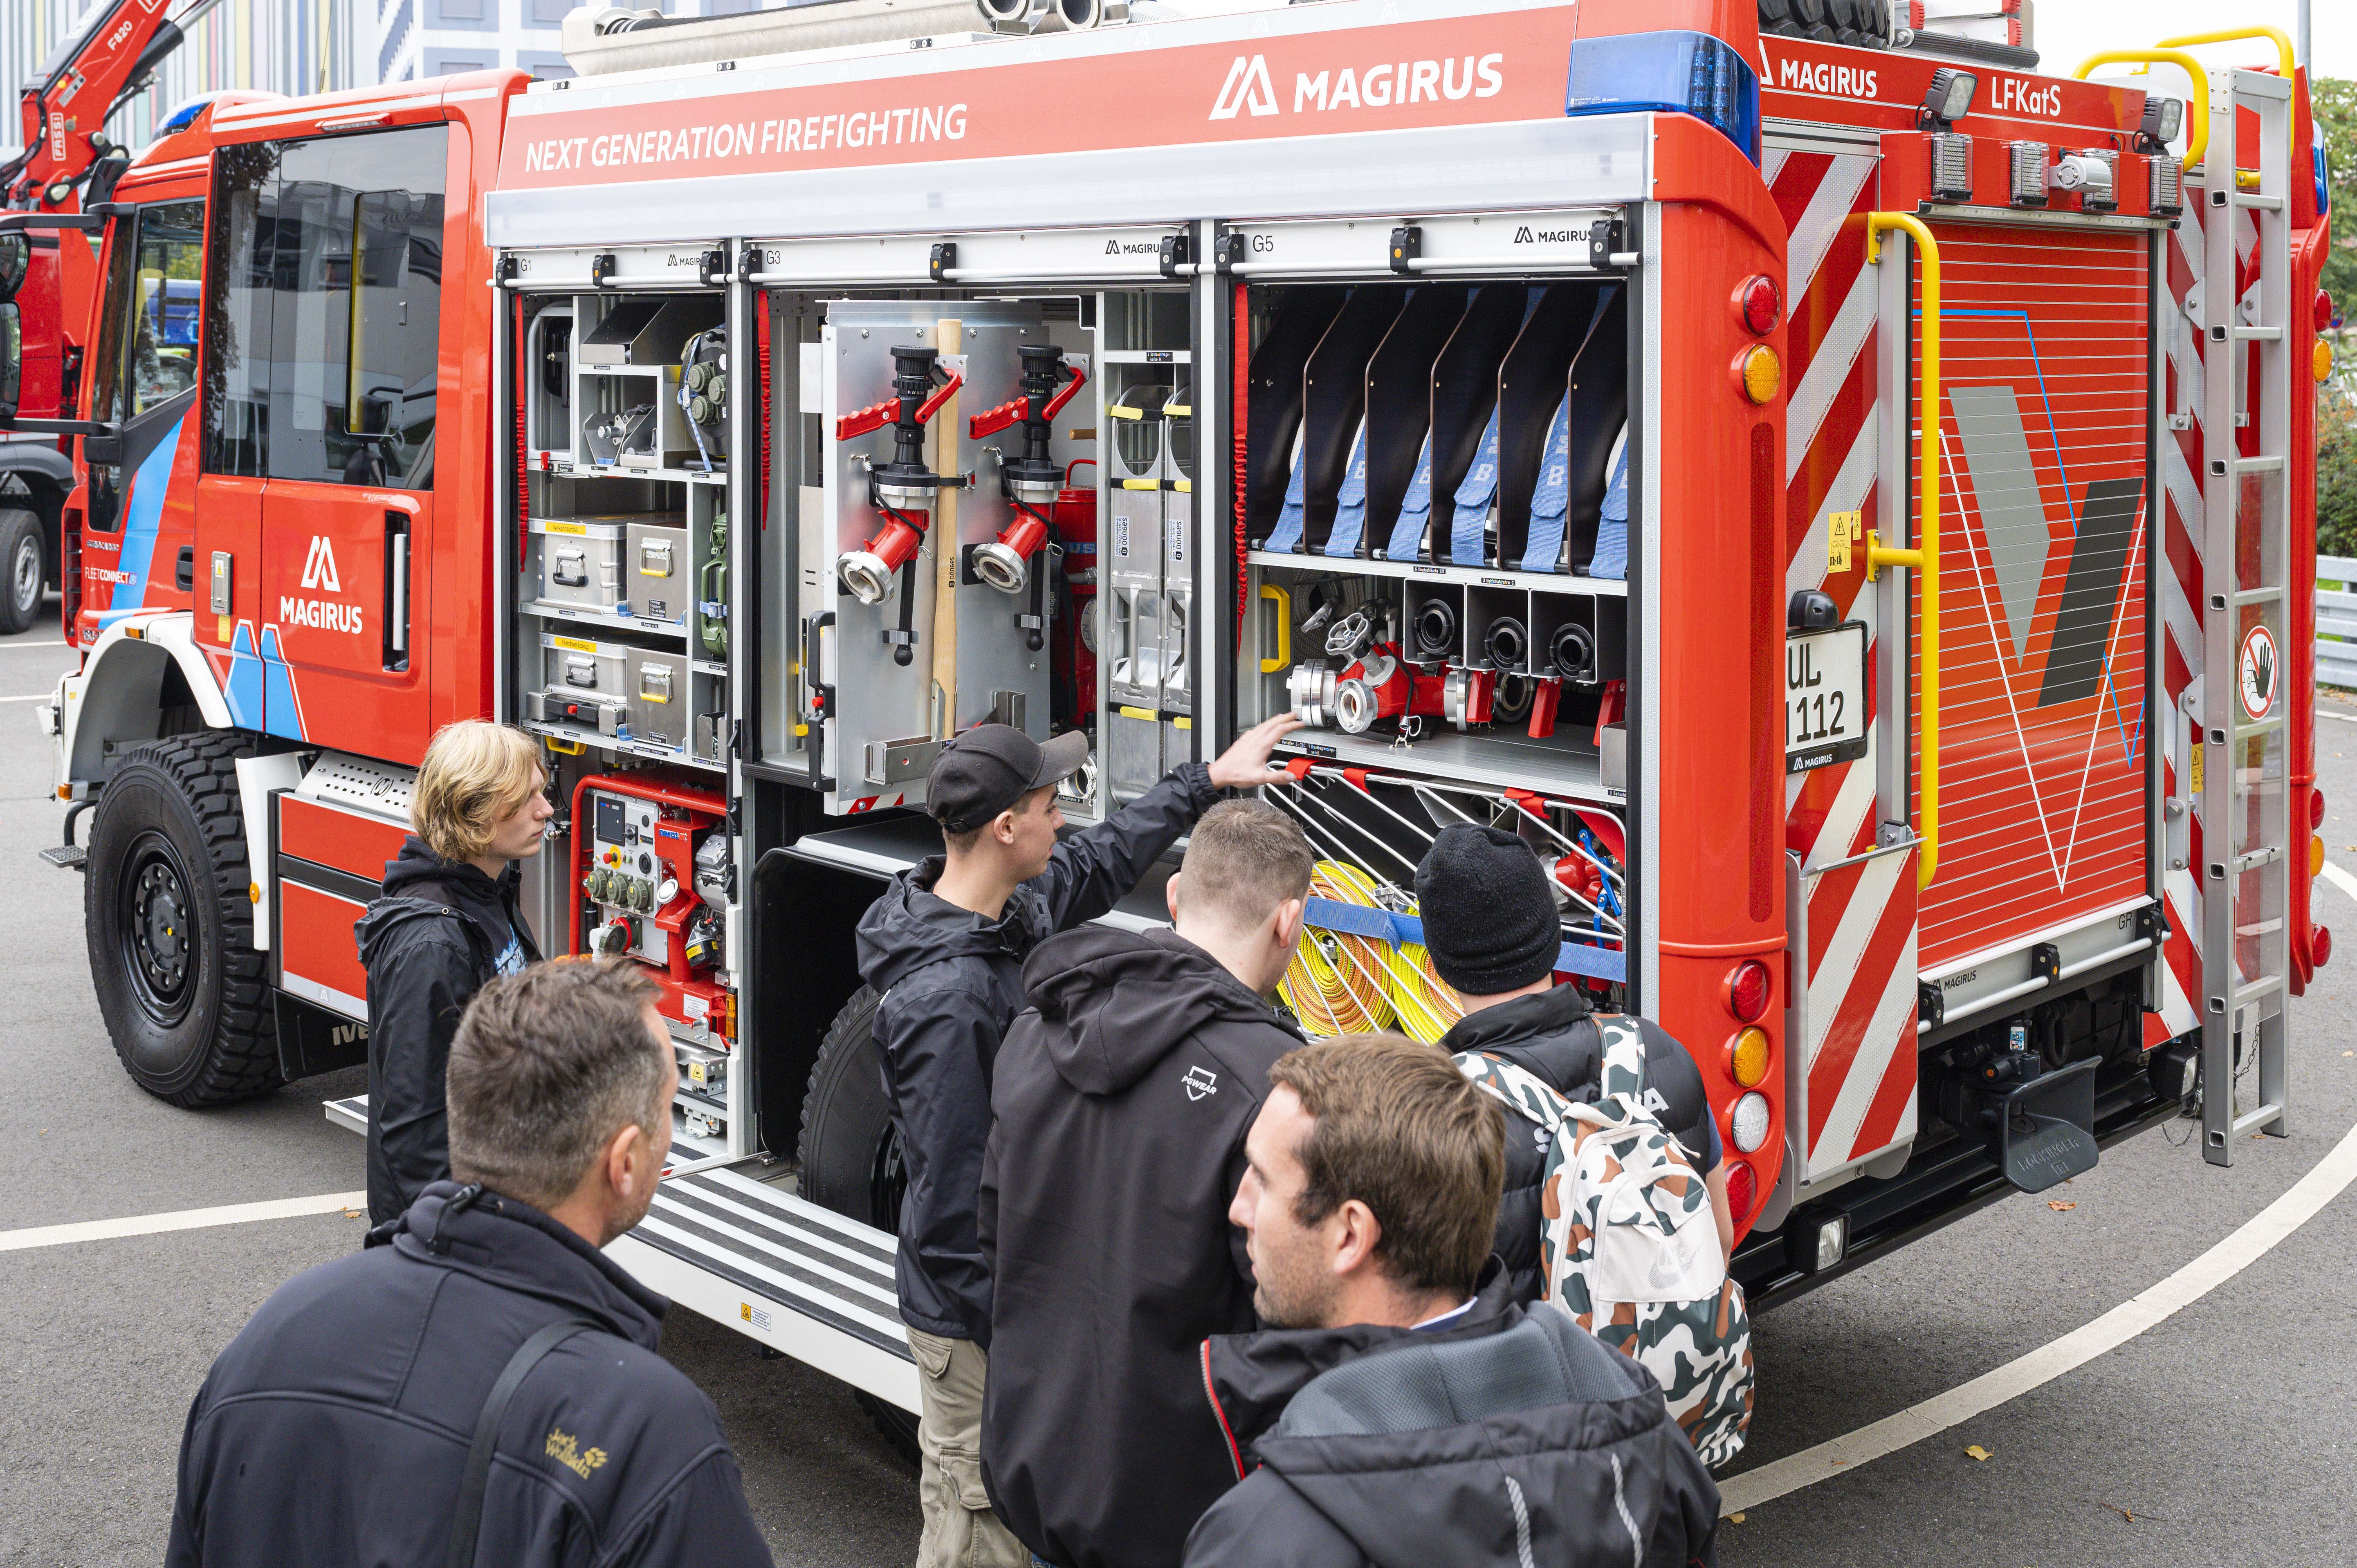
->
xmin=1258 ymin=582 xmax=1291 ymax=674
xmin=2153 ymin=27 xmax=2300 ymax=173
xmin=1863 ymin=213 xmax=1941 ymax=891
xmin=2154 ymin=26 xmax=2294 ymax=80
xmin=2072 ymin=49 xmax=2209 ymax=167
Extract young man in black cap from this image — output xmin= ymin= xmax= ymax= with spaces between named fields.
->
xmin=855 ymin=716 xmax=1297 ymax=1568
xmin=1416 ymin=822 xmax=1733 ymax=1303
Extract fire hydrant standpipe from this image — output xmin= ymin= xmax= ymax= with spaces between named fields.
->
xmin=835 ymin=343 xmax=968 ymax=665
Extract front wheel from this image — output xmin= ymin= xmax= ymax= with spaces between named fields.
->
xmin=0 ymin=508 xmax=44 ymax=635
xmin=84 ymin=731 xmax=281 ymax=1106
xmin=798 ymin=985 xmax=920 ymax=1464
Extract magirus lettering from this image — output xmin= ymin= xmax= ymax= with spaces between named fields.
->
xmin=1513 ymin=226 xmax=1576 ymax=244
xmin=279 ymin=596 xmax=365 ymax=635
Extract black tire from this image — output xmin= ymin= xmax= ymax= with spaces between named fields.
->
xmin=798 ymin=985 xmax=921 ymax=1465
xmin=85 ymin=731 xmax=282 ymax=1106
xmin=0 ymin=507 xmax=43 ymax=635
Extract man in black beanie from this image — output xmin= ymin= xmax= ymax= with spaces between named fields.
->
xmin=1416 ymin=823 xmax=1732 ymax=1303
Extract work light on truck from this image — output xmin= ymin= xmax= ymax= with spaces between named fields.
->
xmin=1919 ymin=67 xmax=1978 ymax=130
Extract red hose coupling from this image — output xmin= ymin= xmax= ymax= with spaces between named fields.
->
xmin=971 ymin=510 xmax=1050 ymax=595
xmin=839 ymin=510 xmax=927 ymax=606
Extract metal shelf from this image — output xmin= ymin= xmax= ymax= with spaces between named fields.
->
xmin=1273 ymin=726 xmax=1617 ymax=804
xmin=519 ymin=718 xmax=727 ymax=774
xmin=520 ymin=601 xmax=688 ymax=642
xmin=1249 ymin=549 xmax=1627 ymax=594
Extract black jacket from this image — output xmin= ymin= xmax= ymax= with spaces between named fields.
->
xmin=166 ymin=1182 xmax=772 ymax=1568
xmin=1183 ymin=1270 xmax=1719 ymax=1568
xmin=979 ymin=926 xmax=1302 ymax=1568
xmin=1439 ymin=986 xmax=1719 ymax=1304
xmin=854 ymin=763 xmax=1221 ymax=1342
xmin=357 ymin=838 xmax=541 ymax=1226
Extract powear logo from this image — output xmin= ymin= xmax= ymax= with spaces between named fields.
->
xmin=1182 ymin=1065 xmax=1219 ymax=1101
xmin=1210 ymin=55 xmax=1279 ymax=120
xmin=300 ymin=535 xmax=341 ymax=592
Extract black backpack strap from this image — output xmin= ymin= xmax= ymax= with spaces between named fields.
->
xmin=446 ymin=1317 xmax=602 ymax=1568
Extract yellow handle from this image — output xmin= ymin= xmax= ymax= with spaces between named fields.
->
xmin=2154 ymin=26 xmax=2294 ymax=79
xmin=2072 ymin=49 xmax=2209 ymax=167
xmin=2153 ymin=27 xmax=2299 ymax=173
xmin=1259 ymin=582 xmax=1291 ymax=674
xmin=1863 ymin=213 xmax=1941 ymax=891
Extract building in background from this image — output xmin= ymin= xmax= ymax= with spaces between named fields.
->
xmin=4 ymin=0 xmax=770 ymax=161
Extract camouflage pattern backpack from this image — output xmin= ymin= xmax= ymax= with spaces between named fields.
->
xmin=1455 ymin=1015 xmax=1755 ymax=1469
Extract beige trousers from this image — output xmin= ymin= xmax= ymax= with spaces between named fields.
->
xmin=907 ymin=1327 xmax=1032 ymax=1568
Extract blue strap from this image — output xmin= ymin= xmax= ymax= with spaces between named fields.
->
xmin=1322 ymin=422 xmax=1371 ymax=558
xmin=1445 ymin=408 xmax=1501 ymax=565
xmin=1587 ymin=431 xmax=1631 ymax=581
xmin=1302 ymin=896 xmax=1626 ymax=983
xmin=1383 ymin=434 xmax=1436 ymax=561
xmin=1262 ymin=439 xmax=1308 ymax=552
xmin=1517 ymin=396 xmax=1573 ymax=572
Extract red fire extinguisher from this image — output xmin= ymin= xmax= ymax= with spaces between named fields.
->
xmin=1055 ymin=458 xmax=1098 ymax=727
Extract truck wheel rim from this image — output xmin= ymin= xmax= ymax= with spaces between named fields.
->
xmin=120 ymin=832 xmax=198 ymax=1027
xmin=11 ymin=536 xmax=37 ymax=612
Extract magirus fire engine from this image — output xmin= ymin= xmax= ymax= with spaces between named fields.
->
xmin=7 ymin=0 xmax=2332 ymax=1441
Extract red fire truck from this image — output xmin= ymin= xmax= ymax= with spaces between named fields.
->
xmin=7 ymin=0 xmax=2331 ymax=1438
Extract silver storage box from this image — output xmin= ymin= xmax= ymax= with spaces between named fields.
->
xmin=532 ymin=519 xmax=624 ymax=611
xmin=627 ymin=648 xmax=691 ymax=750
xmin=535 ymin=632 xmax=628 ymax=735
xmin=626 ymin=520 xmax=689 ymax=626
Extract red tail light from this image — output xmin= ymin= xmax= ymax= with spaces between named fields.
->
xmin=1738 ymin=274 xmax=1780 ymax=335
xmin=1724 ymin=958 xmax=1772 ymax=1023
xmin=2317 ymin=289 xmax=2335 ymax=334
xmin=2312 ymin=788 xmax=2326 ymax=830
xmin=1725 ymin=1159 xmax=1758 ymax=1223
xmin=2316 ymin=926 xmax=2333 ymax=969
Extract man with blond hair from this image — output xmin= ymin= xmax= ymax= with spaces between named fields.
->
xmin=358 ymin=719 xmax=554 ymax=1225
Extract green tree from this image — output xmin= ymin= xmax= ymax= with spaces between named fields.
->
xmin=2320 ymin=77 xmax=2357 ymax=310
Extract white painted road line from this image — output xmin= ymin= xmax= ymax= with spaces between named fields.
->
xmin=2320 ymin=708 xmax=2357 ymax=724
xmin=0 ymin=1191 xmax=368 ymax=1253
xmin=0 ymin=693 xmax=52 ymax=702
xmin=1720 ymin=1115 xmax=2357 ymax=1516
xmin=0 ymin=639 xmax=65 ymax=647
xmin=2321 ymin=860 xmax=2357 ymax=906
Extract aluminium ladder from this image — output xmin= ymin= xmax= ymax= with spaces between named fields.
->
xmin=2197 ymin=67 xmax=2294 ymax=1165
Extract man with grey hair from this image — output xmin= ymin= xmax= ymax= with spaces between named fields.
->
xmin=167 ymin=962 xmax=772 ymax=1568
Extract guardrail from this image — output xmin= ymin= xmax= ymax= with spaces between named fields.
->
xmin=2319 ymin=555 xmax=2357 ymax=690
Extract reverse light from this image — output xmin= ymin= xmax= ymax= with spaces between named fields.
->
xmin=1738 ymin=345 xmax=1780 ymax=404
xmin=1727 ymin=1026 xmax=1771 ymax=1088
xmin=1565 ymin=30 xmax=1760 ymax=164
xmin=1724 ymin=1160 xmax=1758 ymax=1223
xmin=1737 ymin=276 xmax=1780 ymax=336
xmin=1731 ymin=1091 xmax=1770 ymax=1153
xmin=1794 ymin=1213 xmax=1848 ymax=1275
xmin=1724 ymin=958 xmax=1772 ymax=1022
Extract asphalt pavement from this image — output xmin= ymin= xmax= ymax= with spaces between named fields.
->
xmin=2 ymin=612 xmax=2353 ymax=1566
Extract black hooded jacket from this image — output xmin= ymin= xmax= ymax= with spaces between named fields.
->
xmin=1183 ymin=1271 xmax=1719 ymax=1568
xmin=355 ymin=837 xmax=542 ymax=1226
xmin=979 ymin=926 xmax=1302 ymax=1568
xmin=853 ymin=762 xmax=1221 ymax=1343
xmin=167 ymin=1182 xmax=771 ymax=1568
xmin=1437 ymin=986 xmax=1720 ymax=1304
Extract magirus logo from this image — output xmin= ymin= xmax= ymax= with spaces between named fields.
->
xmin=1210 ymin=55 xmax=1279 ymax=120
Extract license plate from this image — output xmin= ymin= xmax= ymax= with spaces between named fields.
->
xmin=1786 ymin=624 xmax=1868 ymax=774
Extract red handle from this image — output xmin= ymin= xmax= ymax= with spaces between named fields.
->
xmin=968 ymin=398 xmax=1025 ymax=440
xmin=834 ymin=397 xmax=896 ymax=441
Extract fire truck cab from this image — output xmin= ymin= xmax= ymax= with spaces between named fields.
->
xmin=17 ymin=0 xmax=2330 ymax=1436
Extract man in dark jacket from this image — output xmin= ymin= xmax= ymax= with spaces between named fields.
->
xmin=169 ymin=961 xmax=770 ymax=1568
xmin=1185 ymin=1034 xmax=1719 ymax=1568
xmin=854 ymin=716 xmax=1297 ymax=1568
xmin=358 ymin=720 xmax=551 ymax=1225
xmin=979 ymin=799 xmax=1315 ymax=1568
xmin=1417 ymin=822 xmax=1735 ymax=1296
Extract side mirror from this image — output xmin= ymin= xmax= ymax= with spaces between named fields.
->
xmin=0 ymin=303 xmax=20 ymax=423
xmin=0 ymin=235 xmax=26 ymax=301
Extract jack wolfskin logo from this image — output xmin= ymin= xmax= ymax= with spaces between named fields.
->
xmin=300 ymin=535 xmax=341 ymax=591
xmin=1182 ymin=1065 xmax=1219 ymax=1101
xmin=1210 ymin=54 xmax=1278 ymax=120
xmin=544 ymin=1427 xmax=608 ymax=1478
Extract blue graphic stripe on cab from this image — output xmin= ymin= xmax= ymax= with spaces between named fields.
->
xmin=93 ymin=410 xmax=187 ymax=628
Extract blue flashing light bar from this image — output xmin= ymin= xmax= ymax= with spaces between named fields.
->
xmin=158 ymin=94 xmax=222 ymax=135
xmin=1564 ymin=30 xmax=1761 ymax=167
xmin=1302 ymin=896 xmax=1627 ymax=986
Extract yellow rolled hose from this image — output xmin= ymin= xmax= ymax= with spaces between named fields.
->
xmin=1279 ymin=860 xmax=1464 ymax=1042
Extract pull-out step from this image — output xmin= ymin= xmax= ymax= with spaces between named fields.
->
xmin=610 ymin=1164 xmax=918 ymax=1411
xmin=321 ymin=1097 xmax=918 ymax=1410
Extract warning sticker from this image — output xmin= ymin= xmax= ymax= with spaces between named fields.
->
xmin=2238 ymin=625 xmax=2280 ymax=723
